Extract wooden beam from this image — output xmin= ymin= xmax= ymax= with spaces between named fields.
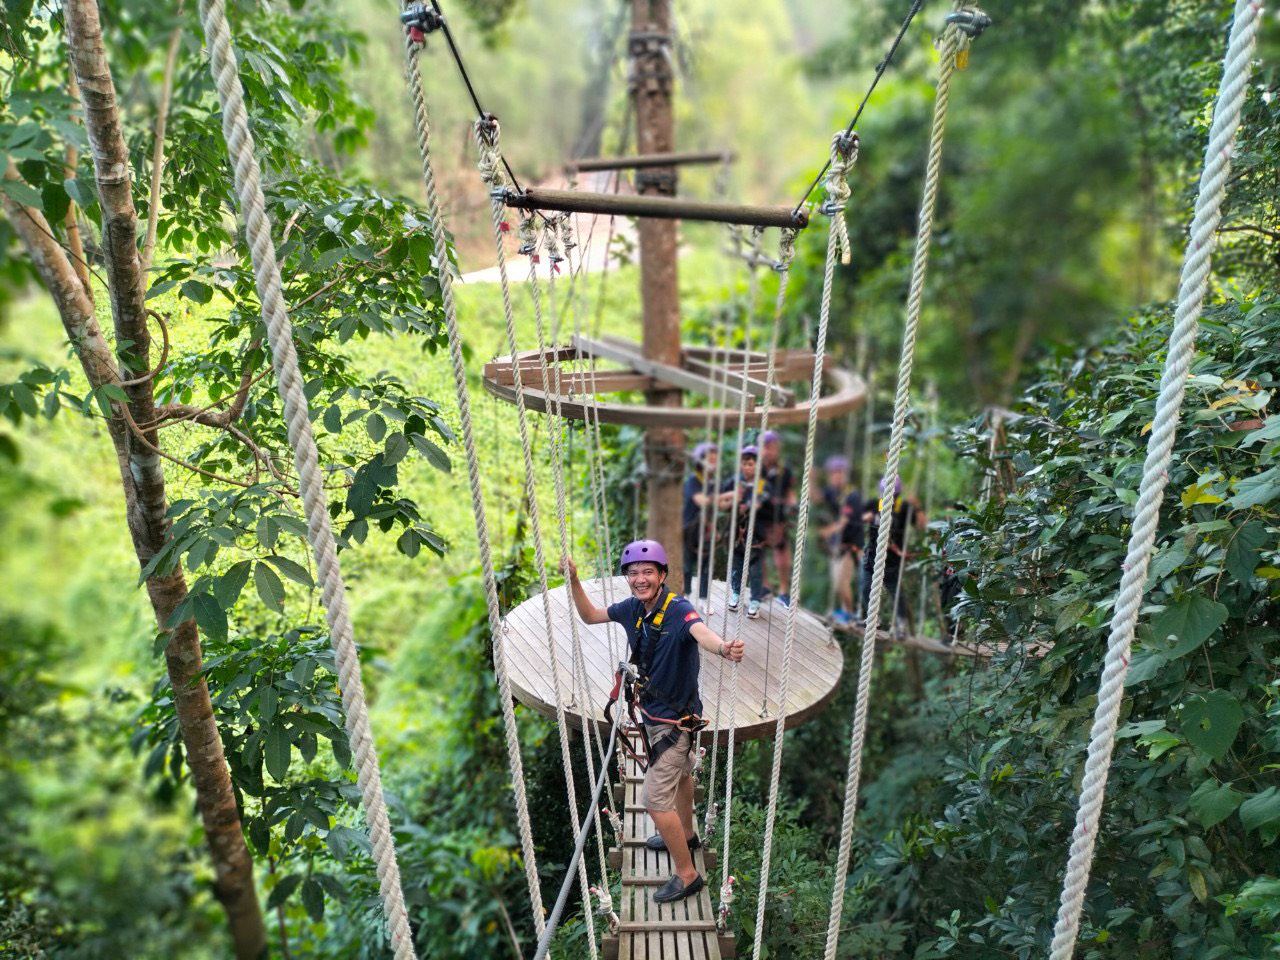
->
xmin=483 ymin=366 xmax=656 ymax=393
xmin=564 ymin=150 xmax=733 ymax=173
xmin=499 ymin=187 xmax=809 ymax=230
xmin=573 ymin=335 xmax=754 ymax=409
xmin=682 ymin=355 xmax=796 ymax=407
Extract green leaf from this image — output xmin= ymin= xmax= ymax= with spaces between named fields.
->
xmin=265 ymin=554 xmax=313 ymax=588
xmin=384 ymin=431 xmax=409 ymax=466
xmin=264 ymin=722 xmax=291 ymax=781
xmin=1240 ymin=787 xmax=1280 ymax=835
xmin=11 ymin=382 xmax=39 ymax=418
xmin=247 ymin=816 xmax=270 ymax=856
xmin=1151 ymin=595 xmax=1229 ymax=659
xmin=0 ymin=177 xmax=43 ymax=209
xmin=1055 ymin=597 xmax=1090 ymax=634
xmin=179 ymin=279 xmax=214 ymax=304
xmin=1180 ymin=689 xmax=1244 ymax=760
xmin=1188 ymin=780 xmax=1245 ymax=829
xmin=267 ymin=873 xmax=301 ymax=909
xmin=1124 ymin=649 xmax=1168 ymax=686
xmin=323 ymin=404 xmax=343 ymax=433
xmin=258 ymin=685 xmax=279 ymax=724
xmin=192 ymin=592 xmax=228 ymax=642
xmin=347 ymin=476 xmax=376 ymax=519
xmin=408 ymin=233 xmax=434 ymax=273
xmin=410 ymin=432 xmax=451 ymax=473
xmin=1230 ymin=466 xmax=1280 ymax=509
xmin=1226 ymin=520 xmax=1270 ymax=585
xmin=214 ymin=561 xmax=253 ymax=608
xmin=254 ymin=561 xmax=285 ymax=613
xmin=300 ymin=877 xmax=325 ymax=922
xmin=365 ymin=412 xmax=386 ymax=443
xmin=40 ymin=181 xmax=69 ymax=225
xmin=63 ymin=177 xmax=90 ymax=208
xmin=256 ymin=515 xmax=279 ymax=550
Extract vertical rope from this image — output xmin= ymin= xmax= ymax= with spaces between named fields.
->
xmin=1049 ymin=2 xmax=1261 ymax=955
xmin=400 ymin=36 xmax=545 ymax=936
xmin=822 ymin=12 xmax=979 ymax=958
xmin=197 ymin=2 xmax=417 ymax=954
xmin=474 ymin=120 xmax=599 ymax=960
xmin=751 ymin=131 xmax=855 ymax=958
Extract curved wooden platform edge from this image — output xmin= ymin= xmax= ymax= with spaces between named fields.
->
xmin=483 ymin=362 xmax=866 ymax=428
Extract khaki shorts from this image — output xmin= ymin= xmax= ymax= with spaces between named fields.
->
xmin=642 ymin=726 xmax=694 ymax=812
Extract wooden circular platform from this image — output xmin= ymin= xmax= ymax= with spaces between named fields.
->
xmin=500 ymin=577 xmax=844 ymax=743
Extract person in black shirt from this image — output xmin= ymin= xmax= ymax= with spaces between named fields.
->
xmin=759 ymin=430 xmax=797 ymax=606
xmin=564 ymin=540 xmax=743 ymax=905
xmin=861 ymin=476 xmax=926 ymax=630
xmin=723 ymin=445 xmax=769 ymax=618
xmin=816 ymin=455 xmax=863 ymax=627
xmin=681 ymin=442 xmax=732 ymax=603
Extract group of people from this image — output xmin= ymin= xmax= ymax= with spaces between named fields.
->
xmin=682 ymin=432 xmax=925 ymax=631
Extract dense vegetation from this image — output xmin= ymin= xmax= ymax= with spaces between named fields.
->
xmin=2 ymin=0 xmax=1277 ymax=958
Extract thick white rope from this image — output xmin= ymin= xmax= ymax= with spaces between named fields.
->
xmin=1049 ymin=2 xmax=1262 ymax=955
xmin=400 ymin=37 xmax=545 ymax=936
xmin=751 ymin=132 xmax=855 ymax=959
xmin=195 ymin=2 xmax=417 ymax=954
xmin=473 ymin=121 xmax=600 ymax=960
xmin=534 ymin=216 xmax=618 ymax=937
xmin=718 ymin=228 xmax=798 ymax=929
xmin=822 ymin=15 xmax=975 ymax=959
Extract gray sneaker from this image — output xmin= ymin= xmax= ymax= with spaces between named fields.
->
xmin=653 ymin=873 xmax=705 ymax=904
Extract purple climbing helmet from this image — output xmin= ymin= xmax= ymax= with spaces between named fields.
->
xmin=879 ymin=475 xmax=903 ymax=495
xmin=740 ymin=445 xmax=759 ymax=459
xmin=692 ymin=441 xmax=717 ymax=464
xmin=824 ymin=454 xmax=849 ymax=473
xmin=619 ymin=539 xmax=668 ymax=571
xmin=761 ymin=429 xmax=780 ymax=445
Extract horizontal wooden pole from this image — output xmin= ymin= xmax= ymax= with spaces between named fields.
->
xmin=682 ymin=355 xmax=796 ymax=408
xmin=573 ymin=334 xmax=754 ymax=409
xmin=565 ymin=150 xmax=733 ymax=173
xmin=500 ymin=187 xmax=809 ymax=229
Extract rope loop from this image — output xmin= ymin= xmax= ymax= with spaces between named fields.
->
xmin=940 ymin=6 xmax=991 ymax=68
xmin=819 ymin=131 xmax=858 ymax=265
xmin=716 ymin=876 xmax=736 ymax=933
xmin=517 ymin=215 xmax=538 ymax=257
xmin=774 ymin=227 xmax=799 ymax=274
xmin=588 ymin=886 xmax=620 ymax=934
xmin=473 ymin=114 xmax=506 ymax=189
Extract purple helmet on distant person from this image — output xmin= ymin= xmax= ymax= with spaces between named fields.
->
xmin=740 ymin=445 xmax=759 ymax=459
xmin=761 ymin=429 xmax=780 ymax=445
xmin=619 ymin=539 xmax=668 ymax=571
xmin=879 ymin=475 xmax=903 ymax=495
xmin=691 ymin=441 xmax=717 ymax=464
xmin=824 ymin=454 xmax=849 ymax=473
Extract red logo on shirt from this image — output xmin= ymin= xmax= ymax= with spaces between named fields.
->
xmin=684 ymin=611 xmax=701 ymax=623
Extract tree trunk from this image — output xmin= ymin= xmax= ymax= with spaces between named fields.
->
xmin=52 ymin=5 xmax=268 ymax=957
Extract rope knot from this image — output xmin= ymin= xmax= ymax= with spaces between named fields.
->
xmin=517 ymin=216 xmax=538 ymax=257
xmin=473 ymin=114 xmax=506 ymax=189
xmin=774 ymin=228 xmax=799 ymax=274
xmin=820 ymin=131 xmax=858 ymax=265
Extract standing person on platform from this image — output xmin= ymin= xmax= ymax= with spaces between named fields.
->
xmin=724 ymin=445 xmax=770 ymax=618
xmin=816 ymin=456 xmax=862 ymax=627
xmin=759 ymin=430 xmax=797 ymax=606
xmin=861 ymin=477 xmax=926 ymax=631
xmin=563 ymin=541 xmax=744 ymax=905
xmin=681 ymin=442 xmax=733 ymax=607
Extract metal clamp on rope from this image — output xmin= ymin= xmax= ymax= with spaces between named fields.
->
xmin=945 ymin=7 xmax=992 ymax=39
xmin=401 ymin=3 xmax=445 ymax=43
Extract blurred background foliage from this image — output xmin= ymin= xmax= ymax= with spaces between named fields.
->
xmin=1 ymin=0 xmax=1278 ymax=957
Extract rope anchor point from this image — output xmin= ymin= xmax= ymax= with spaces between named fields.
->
xmin=401 ymin=3 xmax=445 ymax=44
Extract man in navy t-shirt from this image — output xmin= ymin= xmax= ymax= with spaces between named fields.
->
xmin=564 ymin=539 xmax=744 ymax=905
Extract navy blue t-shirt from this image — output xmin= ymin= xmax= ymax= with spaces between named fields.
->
xmin=682 ymin=471 xmax=712 ymax=527
xmin=608 ymin=588 xmax=704 ymax=720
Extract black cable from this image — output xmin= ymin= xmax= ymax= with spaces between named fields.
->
xmin=428 ymin=0 xmax=525 ymax=194
xmin=792 ymin=0 xmax=925 ymax=214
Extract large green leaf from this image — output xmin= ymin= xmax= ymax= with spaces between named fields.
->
xmin=1150 ymin=595 xmax=1228 ymax=659
xmin=1226 ymin=520 xmax=1270 ymax=585
xmin=191 ymin=592 xmax=228 ymax=643
xmin=264 ymin=722 xmax=291 ymax=782
xmin=1230 ymin=466 xmax=1280 ymax=509
xmin=1187 ymin=779 xmax=1245 ymax=829
xmin=1239 ymin=787 xmax=1280 ymax=835
xmin=254 ymin=561 xmax=285 ymax=613
xmin=1179 ymin=689 xmax=1244 ymax=760
xmin=265 ymin=554 xmax=313 ymax=589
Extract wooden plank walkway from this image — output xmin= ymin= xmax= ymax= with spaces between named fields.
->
xmin=500 ymin=577 xmax=844 ymax=743
xmin=603 ymin=734 xmax=732 ymax=960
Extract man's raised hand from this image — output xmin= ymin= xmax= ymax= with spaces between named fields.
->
xmin=562 ymin=556 xmax=579 ymax=581
xmin=721 ymin=638 xmax=745 ymax=662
